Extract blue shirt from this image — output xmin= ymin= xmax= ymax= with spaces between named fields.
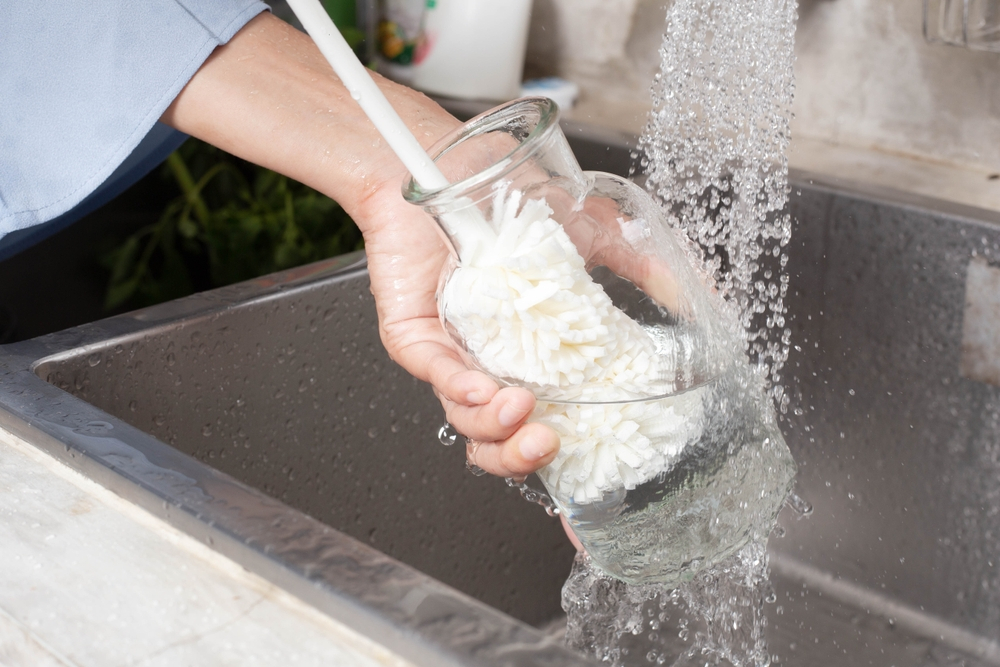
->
xmin=0 ymin=0 xmax=269 ymax=258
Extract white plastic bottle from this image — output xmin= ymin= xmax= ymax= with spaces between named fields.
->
xmin=378 ymin=0 xmax=533 ymax=101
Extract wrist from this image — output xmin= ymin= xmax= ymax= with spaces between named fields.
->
xmin=161 ymin=12 xmax=459 ymax=231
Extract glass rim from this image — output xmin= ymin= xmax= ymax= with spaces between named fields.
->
xmin=402 ymin=97 xmax=560 ymax=207
xmin=531 ymin=377 xmax=714 ymax=405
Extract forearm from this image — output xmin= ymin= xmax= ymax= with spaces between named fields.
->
xmin=160 ymin=12 xmax=459 ymax=226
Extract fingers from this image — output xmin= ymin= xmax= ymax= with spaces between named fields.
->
xmin=465 ymin=421 xmax=560 ymax=478
xmin=436 ymin=374 xmax=562 ymax=475
xmin=416 ymin=345 xmax=561 ymax=476
xmin=381 ymin=323 xmax=496 ymax=403
xmin=380 ymin=321 xmax=560 ymax=472
xmin=439 ymin=385 xmax=533 ymax=441
xmin=425 ymin=356 xmax=500 ymax=408
xmin=435 ymin=367 xmax=561 ymax=477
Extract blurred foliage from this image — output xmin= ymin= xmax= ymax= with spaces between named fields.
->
xmin=103 ymin=139 xmax=363 ymax=310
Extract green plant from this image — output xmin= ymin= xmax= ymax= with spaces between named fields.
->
xmin=103 ymin=139 xmax=363 ymax=310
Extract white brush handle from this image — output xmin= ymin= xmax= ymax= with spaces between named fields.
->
xmin=285 ymin=0 xmax=449 ymax=191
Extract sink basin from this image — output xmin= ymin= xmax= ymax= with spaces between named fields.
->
xmin=1 ymin=126 xmax=999 ymax=666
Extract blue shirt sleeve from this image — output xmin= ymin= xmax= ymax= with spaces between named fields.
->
xmin=0 ymin=0 xmax=269 ymax=244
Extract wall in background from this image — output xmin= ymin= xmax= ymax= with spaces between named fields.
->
xmin=524 ymin=0 xmax=662 ymax=134
xmin=795 ymin=0 xmax=1000 ymax=172
xmin=526 ymin=0 xmax=1000 ymax=173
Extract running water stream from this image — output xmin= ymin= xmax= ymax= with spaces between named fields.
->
xmin=639 ymin=0 xmax=797 ymax=401
xmin=561 ymin=1 xmax=798 ymax=665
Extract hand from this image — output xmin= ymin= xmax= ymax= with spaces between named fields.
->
xmin=356 ymin=180 xmax=561 ymax=478
xmin=162 ymin=12 xmax=559 ymax=479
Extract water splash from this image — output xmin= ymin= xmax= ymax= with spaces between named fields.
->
xmin=505 ymin=477 xmax=561 ymax=517
xmin=562 ymin=0 xmax=799 ymax=663
xmin=563 ymin=541 xmax=774 ymax=667
xmin=636 ymin=0 xmax=798 ymax=412
xmin=785 ymin=491 xmax=813 ymax=517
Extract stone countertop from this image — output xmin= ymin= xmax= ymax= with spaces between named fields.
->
xmin=0 ymin=425 xmax=414 ymax=667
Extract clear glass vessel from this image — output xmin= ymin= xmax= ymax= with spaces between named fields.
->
xmin=924 ymin=0 xmax=1000 ymax=51
xmin=403 ymin=98 xmax=796 ymax=586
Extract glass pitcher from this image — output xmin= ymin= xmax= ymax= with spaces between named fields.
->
xmin=403 ymin=98 xmax=796 ymax=586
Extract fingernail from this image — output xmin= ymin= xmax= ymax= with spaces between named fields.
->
xmin=519 ymin=434 xmax=553 ymax=461
xmin=498 ymin=401 xmax=530 ymax=427
xmin=466 ymin=390 xmax=486 ymax=404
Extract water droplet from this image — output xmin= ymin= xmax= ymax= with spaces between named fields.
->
xmin=437 ymin=423 xmax=458 ymax=446
xmin=465 ymin=461 xmax=487 ymax=476
xmin=787 ymin=492 xmax=813 ymax=517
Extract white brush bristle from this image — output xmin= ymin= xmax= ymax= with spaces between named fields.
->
xmin=442 ymin=186 xmax=703 ymax=503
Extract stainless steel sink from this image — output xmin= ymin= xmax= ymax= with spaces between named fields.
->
xmin=2 ymin=126 xmax=999 ymax=666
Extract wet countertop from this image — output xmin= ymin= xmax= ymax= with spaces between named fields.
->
xmin=0 ymin=425 xmax=413 ymax=667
